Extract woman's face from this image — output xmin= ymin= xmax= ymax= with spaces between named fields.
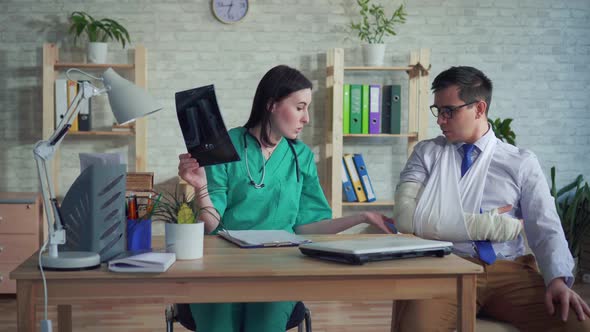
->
xmin=270 ymin=88 xmax=311 ymax=140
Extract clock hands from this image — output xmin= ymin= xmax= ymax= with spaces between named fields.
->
xmin=227 ymin=1 xmax=233 ymax=17
xmin=216 ymin=0 xmax=245 ymax=22
xmin=216 ymin=0 xmax=235 ymax=18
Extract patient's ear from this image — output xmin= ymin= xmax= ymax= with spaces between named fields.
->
xmin=475 ymin=101 xmax=487 ymax=119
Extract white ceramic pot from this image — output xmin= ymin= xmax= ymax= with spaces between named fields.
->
xmin=87 ymin=42 xmax=108 ymax=64
xmin=165 ymin=222 xmax=204 ymax=260
xmin=362 ymin=43 xmax=386 ymax=67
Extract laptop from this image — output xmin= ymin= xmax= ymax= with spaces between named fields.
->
xmin=299 ymin=236 xmax=453 ymax=265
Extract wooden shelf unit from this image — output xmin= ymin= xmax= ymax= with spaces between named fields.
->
xmin=42 ymin=43 xmax=149 ymax=196
xmin=323 ymin=48 xmax=431 ymax=218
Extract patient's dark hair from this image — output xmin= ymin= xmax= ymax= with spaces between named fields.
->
xmin=431 ymin=66 xmax=493 ymax=115
xmin=244 ymin=65 xmax=312 ymax=146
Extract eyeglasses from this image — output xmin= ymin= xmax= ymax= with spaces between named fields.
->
xmin=430 ymin=100 xmax=479 ymax=119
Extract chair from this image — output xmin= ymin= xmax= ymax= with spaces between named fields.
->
xmin=165 ymin=302 xmax=312 ymax=332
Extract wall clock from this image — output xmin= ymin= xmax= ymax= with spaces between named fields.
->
xmin=212 ymin=0 xmax=249 ymax=24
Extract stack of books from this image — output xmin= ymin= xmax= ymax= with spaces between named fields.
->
xmin=112 ymin=122 xmax=135 ymax=133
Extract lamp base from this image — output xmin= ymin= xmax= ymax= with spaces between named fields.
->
xmin=40 ymin=251 xmax=101 ymax=271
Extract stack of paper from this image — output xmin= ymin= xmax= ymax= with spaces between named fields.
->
xmin=108 ymin=252 xmax=176 ymax=273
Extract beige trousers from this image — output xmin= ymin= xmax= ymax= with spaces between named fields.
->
xmin=395 ymin=255 xmax=590 ymax=332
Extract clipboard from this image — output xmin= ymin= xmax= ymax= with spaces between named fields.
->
xmin=218 ymin=230 xmax=312 ymax=248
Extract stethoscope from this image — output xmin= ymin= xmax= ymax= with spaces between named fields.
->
xmin=243 ymin=128 xmax=300 ymax=189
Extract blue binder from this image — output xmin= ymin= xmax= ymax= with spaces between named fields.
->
xmin=341 ymin=159 xmax=358 ymax=202
xmin=352 ymin=154 xmax=376 ymax=202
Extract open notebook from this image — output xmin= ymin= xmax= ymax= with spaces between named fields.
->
xmin=218 ymin=230 xmax=311 ymax=248
xmin=299 ymin=236 xmax=453 ymax=265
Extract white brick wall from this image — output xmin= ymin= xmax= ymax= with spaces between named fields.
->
xmin=1 ymin=0 xmax=589 ymax=207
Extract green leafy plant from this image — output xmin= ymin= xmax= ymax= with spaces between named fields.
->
xmin=349 ymin=0 xmax=407 ymax=44
xmin=68 ymin=11 xmax=131 ymax=48
xmin=489 ymin=117 xmax=516 ymax=145
xmin=152 ymin=185 xmax=218 ymax=224
xmin=550 ymin=167 xmax=590 ymax=258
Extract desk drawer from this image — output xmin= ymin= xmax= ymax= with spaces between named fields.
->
xmin=0 ymin=235 xmax=38 ymax=263
xmin=0 ymin=203 xmax=38 ymax=234
xmin=0 ymin=262 xmax=18 ymax=293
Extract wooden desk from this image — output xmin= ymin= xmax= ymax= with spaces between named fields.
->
xmin=11 ymin=234 xmax=482 ymax=332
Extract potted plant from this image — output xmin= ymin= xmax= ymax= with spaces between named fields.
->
xmin=68 ymin=11 xmax=131 ymax=64
xmin=152 ymin=185 xmax=218 ymax=260
xmin=489 ymin=117 xmax=516 ymax=145
xmin=550 ymin=167 xmax=590 ymax=264
xmin=349 ymin=0 xmax=407 ymax=66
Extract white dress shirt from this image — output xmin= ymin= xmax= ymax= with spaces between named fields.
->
xmin=400 ymin=128 xmax=574 ymax=286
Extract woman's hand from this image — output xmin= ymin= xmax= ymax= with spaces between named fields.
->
xmin=178 ymin=153 xmax=207 ymax=189
xmin=363 ymin=212 xmax=396 ymax=234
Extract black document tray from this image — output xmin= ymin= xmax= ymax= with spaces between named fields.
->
xmin=175 ymin=85 xmax=240 ymax=167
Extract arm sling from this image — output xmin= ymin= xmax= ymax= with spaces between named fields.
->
xmin=413 ymin=139 xmax=497 ymax=242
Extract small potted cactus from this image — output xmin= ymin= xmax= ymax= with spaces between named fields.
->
xmin=152 ymin=185 xmax=217 ymax=260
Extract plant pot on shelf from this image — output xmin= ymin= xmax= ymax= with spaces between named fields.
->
xmin=165 ymin=222 xmax=204 ymax=260
xmin=87 ymin=42 xmax=108 ymax=64
xmin=362 ymin=43 xmax=386 ymax=67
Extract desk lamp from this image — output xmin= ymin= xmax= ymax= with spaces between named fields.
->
xmin=34 ymin=67 xmax=162 ymax=270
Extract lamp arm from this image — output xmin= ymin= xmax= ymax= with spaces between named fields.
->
xmin=33 ymin=80 xmax=105 ymax=258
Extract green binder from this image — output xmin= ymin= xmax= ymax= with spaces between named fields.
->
xmin=381 ymin=85 xmax=392 ymax=134
xmin=349 ymin=85 xmax=362 ymax=134
xmin=343 ymin=84 xmax=351 ymax=134
xmin=361 ymin=84 xmax=369 ymax=134
xmin=391 ymin=85 xmax=401 ymax=134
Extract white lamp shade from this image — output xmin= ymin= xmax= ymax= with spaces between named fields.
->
xmin=102 ymin=68 xmax=162 ymax=124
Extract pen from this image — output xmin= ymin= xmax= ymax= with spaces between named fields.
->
xmin=128 ymin=193 xmax=138 ymax=220
xmin=133 ymin=194 xmax=138 ymax=218
xmin=143 ymin=193 xmax=162 ymax=220
xmin=385 ymin=222 xmax=398 ymax=234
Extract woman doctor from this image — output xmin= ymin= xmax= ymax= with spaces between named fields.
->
xmin=178 ymin=65 xmax=393 ymax=332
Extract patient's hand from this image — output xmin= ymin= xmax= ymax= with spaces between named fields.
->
xmin=465 ymin=205 xmax=523 ymax=242
xmin=497 ymin=204 xmax=512 ymax=214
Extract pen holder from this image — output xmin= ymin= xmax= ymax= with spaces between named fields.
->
xmin=126 ymin=219 xmax=152 ymax=251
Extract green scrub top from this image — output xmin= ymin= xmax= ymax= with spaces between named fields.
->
xmin=205 ymin=127 xmax=332 ymax=233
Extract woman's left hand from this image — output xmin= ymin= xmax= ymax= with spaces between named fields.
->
xmin=363 ymin=212 xmax=397 ymax=234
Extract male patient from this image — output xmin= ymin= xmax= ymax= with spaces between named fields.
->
xmin=392 ymin=66 xmax=590 ymax=331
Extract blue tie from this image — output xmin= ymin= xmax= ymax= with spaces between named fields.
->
xmin=462 ymin=144 xmax=496 ymax=265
